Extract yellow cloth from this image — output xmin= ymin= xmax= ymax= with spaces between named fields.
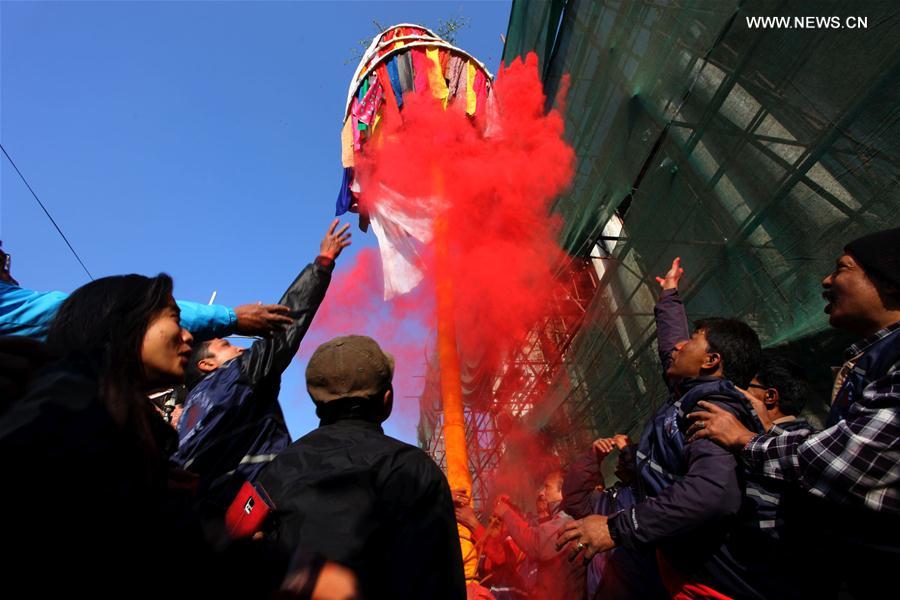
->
xmin=426 ymin=48 xmax=449 ymax=108
xmin=466 ymin=61 xmax=477 ymax=115
xmin=458 ymin=522 xmax=479 ymax=581
xmin=369 ymin=112 xmax=383 ymax=150
xmin=340 ymin=118 xmax=354 ymax=167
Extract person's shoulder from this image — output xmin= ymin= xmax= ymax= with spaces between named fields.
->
xmin=859 ymin=367 xmax=900 ymax=410
xmin=22 ymin=360 xmax=97 ymax=405
xmin=188 ymin=359 xmax=245 ymax=397
xmin=696 ymin=384 xmax=750 ymax=417
xmin=383 ymin=434 xmax=436 ymax=460
xmin=871 ymin=361 xmax=900 ymax=387
xmin=0 ymin=360 xmax=105 ymax=441
xmin=264 ymin=423 xmax=373 ymax=464
xmin=268 ymin=429 xmax=320 ymax=458
xmin=379 ymin=436 xmax=444 ymax=480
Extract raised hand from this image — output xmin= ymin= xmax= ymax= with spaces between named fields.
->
xmin=320 ymin=219 xmax=352 ymax=261
xmin=493 ymin=494 xmax=512 ymax=518
xmin=592 ymin=437 xmax=616 ymax=461
xmin=655 ymin=257 xmax=684 ymax=291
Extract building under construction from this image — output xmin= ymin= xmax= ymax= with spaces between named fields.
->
xmin=418 ymin=0 xmax=900 ymax=508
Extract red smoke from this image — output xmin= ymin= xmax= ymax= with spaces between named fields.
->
xmin=296 ymin=247 xmax=433 ymax=435
xmin=358 ymin=52 xmax=574 ymax=369
xmin=305 ymin=53 xmax=576 ymax=501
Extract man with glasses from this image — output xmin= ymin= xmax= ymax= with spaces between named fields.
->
xmin=745 ymin=354 xmax=816 ymax=434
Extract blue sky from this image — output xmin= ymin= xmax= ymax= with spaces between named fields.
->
xmin=1 ymin=0 xmax=512 ymax=443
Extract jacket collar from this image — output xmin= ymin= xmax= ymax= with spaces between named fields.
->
xmin=674 ymin=375 xmax=733 ymax=397
xmin=317 ymin=416 xmax=384 ymax=433
xmin=846 ymin=320 xmax=900 ymax=358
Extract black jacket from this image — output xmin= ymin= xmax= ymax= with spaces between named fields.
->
xmin=0 ymin=361 xmax=286 ymax=597
xmin=174 ymin=257 xmax=333 ymax=503
xmin=258 ymin=415 xmax=466 ymax=600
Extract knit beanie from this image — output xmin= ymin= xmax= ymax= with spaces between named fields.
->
xmin=844 ymin=227 xmax=900 ymax=289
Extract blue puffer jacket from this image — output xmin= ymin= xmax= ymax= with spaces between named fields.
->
xmin=0 ymin=280 xmax=236 ymax=340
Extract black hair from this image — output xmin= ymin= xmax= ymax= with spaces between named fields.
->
xmin=185 ymin=340 xmax=214 ymax=389
xmin=693 ymin=317 xmax=762 ymax=388
xmin=47 ymin=274 xmax=175 ymax=466
xmin=544 ymin=469 xmax=565 ymax=491
xmin=615 ymin=444 xmax=638 ymax=485
xmin=755 ymin=353 xmax=813 ymax=416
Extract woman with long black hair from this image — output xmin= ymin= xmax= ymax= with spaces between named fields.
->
xmin=0 ymin=274 xmax=284 ymax=596
xmin=43 ymin=274 xmax=192 ymax=470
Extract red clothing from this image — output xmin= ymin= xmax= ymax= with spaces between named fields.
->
xmin=471 ymin=522 xmax=522 ymax=578
xmin=657 ymin=551 xmax=732 ymax=600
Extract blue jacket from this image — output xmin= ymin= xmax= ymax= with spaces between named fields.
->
xmin=0 ymin=280 xmax=237 ymax=340
xmin=174 ymin=258 xmax=333 ymax=505
xmin=608 ymin=289 xmax=772 ymax=600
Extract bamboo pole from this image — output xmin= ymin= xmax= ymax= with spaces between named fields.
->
xmin=434 ymin=196 xmax=478 ymax=581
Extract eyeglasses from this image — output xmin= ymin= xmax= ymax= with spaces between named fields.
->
xmin=747 ymin=383 xmax=769 ymax=391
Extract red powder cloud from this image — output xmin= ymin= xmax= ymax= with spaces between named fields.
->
xmin=303 ymin=53 xmax=576 ymax=495
xmin=358 ymin=52 xmax=574 ymax=370
xmin=296 ymin=247 xmax=433 ymax=433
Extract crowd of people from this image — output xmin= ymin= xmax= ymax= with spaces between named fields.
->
xmin=0 ymin=222 xmax=897 ymax=599
xmin=460 ymin=228 xmax=899 ymax=600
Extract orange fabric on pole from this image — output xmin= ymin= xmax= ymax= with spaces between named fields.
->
xmin=433 ymin=173 xmax=477 ymax=580
xmin=433 ymin=217 xmax=470 ymax=493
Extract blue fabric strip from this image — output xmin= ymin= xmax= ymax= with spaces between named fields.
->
xmin=335 ymin=167 xmax=354 ymax=216
xmin=386 ymin=57 xmax=404 ymax=108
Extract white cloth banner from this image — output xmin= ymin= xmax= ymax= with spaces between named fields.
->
xmin=368 ymin=184 xmax=435 ymax=300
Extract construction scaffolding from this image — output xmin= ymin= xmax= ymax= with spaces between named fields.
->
xmin=418 ymin=257 xmax=600 ymax=508
xmin=418 ymin=0 xmax=900 ymax=505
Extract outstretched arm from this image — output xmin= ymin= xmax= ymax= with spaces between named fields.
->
xmin=654 ymin=258 xmax=690 ymax=380
xmin=240 ymin=220 xmax=351 ymax=385
xmin=562 ymin=435 xmax=626 ymax=518
xmin=689 ymin=377 xmax=900 ymax=512
xmin=0 ymin=282 xmax=69 ymax=339
xmin=0 ymin=280 xmax=292 ymax=342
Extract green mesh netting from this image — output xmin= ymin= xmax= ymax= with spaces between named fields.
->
xmin=502 ymin=0 xmax=900 ymax=438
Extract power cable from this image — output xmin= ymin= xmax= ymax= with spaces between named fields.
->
xmin=0 ymin=143 xmax=93 ymax=280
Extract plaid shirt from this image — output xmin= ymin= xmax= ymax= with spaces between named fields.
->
xmin=742 ymin=321 xmax=900 ymax=514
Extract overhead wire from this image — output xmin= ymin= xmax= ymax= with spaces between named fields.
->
xmin=0 ymin=143 xmax=94 ymax=280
